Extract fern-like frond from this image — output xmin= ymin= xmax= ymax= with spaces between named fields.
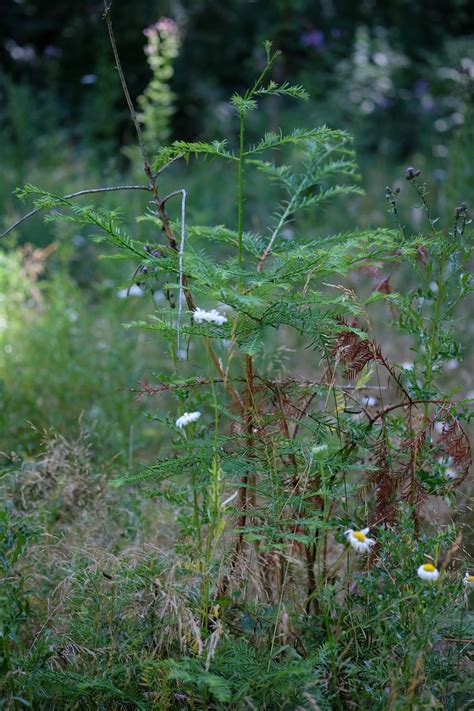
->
xmin=154 ymin=140 xmax=236 ymax=168
xmin=245 ymin=127 xmax=344 ymax=156
xmin=253 ymin=80 xmax=309 ymax=101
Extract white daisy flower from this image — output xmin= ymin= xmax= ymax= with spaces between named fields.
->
xmin=417 ymin=563 xmax=440 ymax=581
xmin=463 ymin=572 xmax=474 ymax=588
xmin=401 ymin=361 xmax=414 ymax=371
xmin=345 ymin=527 xmax=376 ymax=554
xmin=437 ymin=455 xmax=458 ymax=480
xmin=193 ymin=307 xmax=227 ymax=326
xmin=175 ymin=411 xmax=201 ymax=429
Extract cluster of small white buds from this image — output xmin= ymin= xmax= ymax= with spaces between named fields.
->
xmin=193 ymin=308 xmax=227 ymax=326
xmin=175 ymin=411 xmax=201 ymax=429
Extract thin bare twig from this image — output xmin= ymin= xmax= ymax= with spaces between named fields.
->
xmin=161 ymin=189 xmax=186 ymax=207
xmin=177 ymin=189 xmax=187 ymax=354
xmin=367 ymin=398 xmax=451 ymax=426
xmin=1 ymin=185 xmax=151 ymax=239
xmin=103 ymin=4 xmax=247 ymax=412
xmin=102 ymin=2 xmax=196 ymax=307
xmin=103 ymin=2 xmax=149 ymax=168
xmin=154 ymin=154 xmax=184 ymax=177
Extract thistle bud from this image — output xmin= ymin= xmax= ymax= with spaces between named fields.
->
xmin=405 ymin=166 xmax=420 ymax=181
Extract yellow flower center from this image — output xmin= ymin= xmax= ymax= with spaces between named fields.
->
xmin=422 ymin=563 xmax=436 ymax=572
xmin=466 ymin=575 xmax=474 ymax=582
xmin=353 ymin=531 xmax=366 ymax=542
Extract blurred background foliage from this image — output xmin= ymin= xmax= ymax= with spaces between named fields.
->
xmin=0 ymin=0 xmax=473 ymax=458
xmin=2 ymin=0 xmax=474 ymax=154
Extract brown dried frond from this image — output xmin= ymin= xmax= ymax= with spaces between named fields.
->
xmin=10 ymin=427 xmax=96 ymax=517
xmin=136 ymin=379 xmax=171 ymax=398
xmin=332 ymin=319 xmax=382 ymax=381
xmin=342 ymin=340 xmax=379 ymax=380
xmin=441 ymin=418 xmax=471 ymax=481
xmin=333 ymin=318 xmax=411 ymax=402
xmin=332 ymin=318 xmax=360 ymax=352
xmin=368 ymin=437 xmax=397 ymax=525
xmin=135 ymin=376 xmax=213 ymax=399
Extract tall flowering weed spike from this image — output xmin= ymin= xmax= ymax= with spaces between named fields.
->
xmin=176 ymin=411 xmax=201 ymax=429
xmin=417 ymin=563 xmax=440 ymax=581
xmin=193 ymin=307 xmax=228 ymax=326
xmin=345 ymin=527 xmax=375 ymax=554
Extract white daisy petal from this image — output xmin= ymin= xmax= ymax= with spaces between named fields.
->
xmin=345 ymin=528 xmax=375 ymax=554
xmin=445 ymin=468 xmax=458 ymax=480
xmin=463 ymin=572 xmax=474 ymax=588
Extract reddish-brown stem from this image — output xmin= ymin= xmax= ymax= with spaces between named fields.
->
xmin=238 ymin=355 xmax=256 ymax=533
xmin=368 ymin=398 xmax=451 ymax=426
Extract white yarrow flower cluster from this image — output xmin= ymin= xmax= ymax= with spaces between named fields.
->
xmin=175 ymin=411 xmax=201 ymax=429
xmin=345 ymin=527 xmax=375 ymax=554
xmin=193 ymin=307 xmax=227 ymax=326
xmin=417 ymin=563 xmax=440 ymax=581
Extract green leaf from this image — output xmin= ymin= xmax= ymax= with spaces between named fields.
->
xmin=254 ymin=81 xmax=309 ymax=101
xmin=231 ymin=93 xmax=258 ymax=115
